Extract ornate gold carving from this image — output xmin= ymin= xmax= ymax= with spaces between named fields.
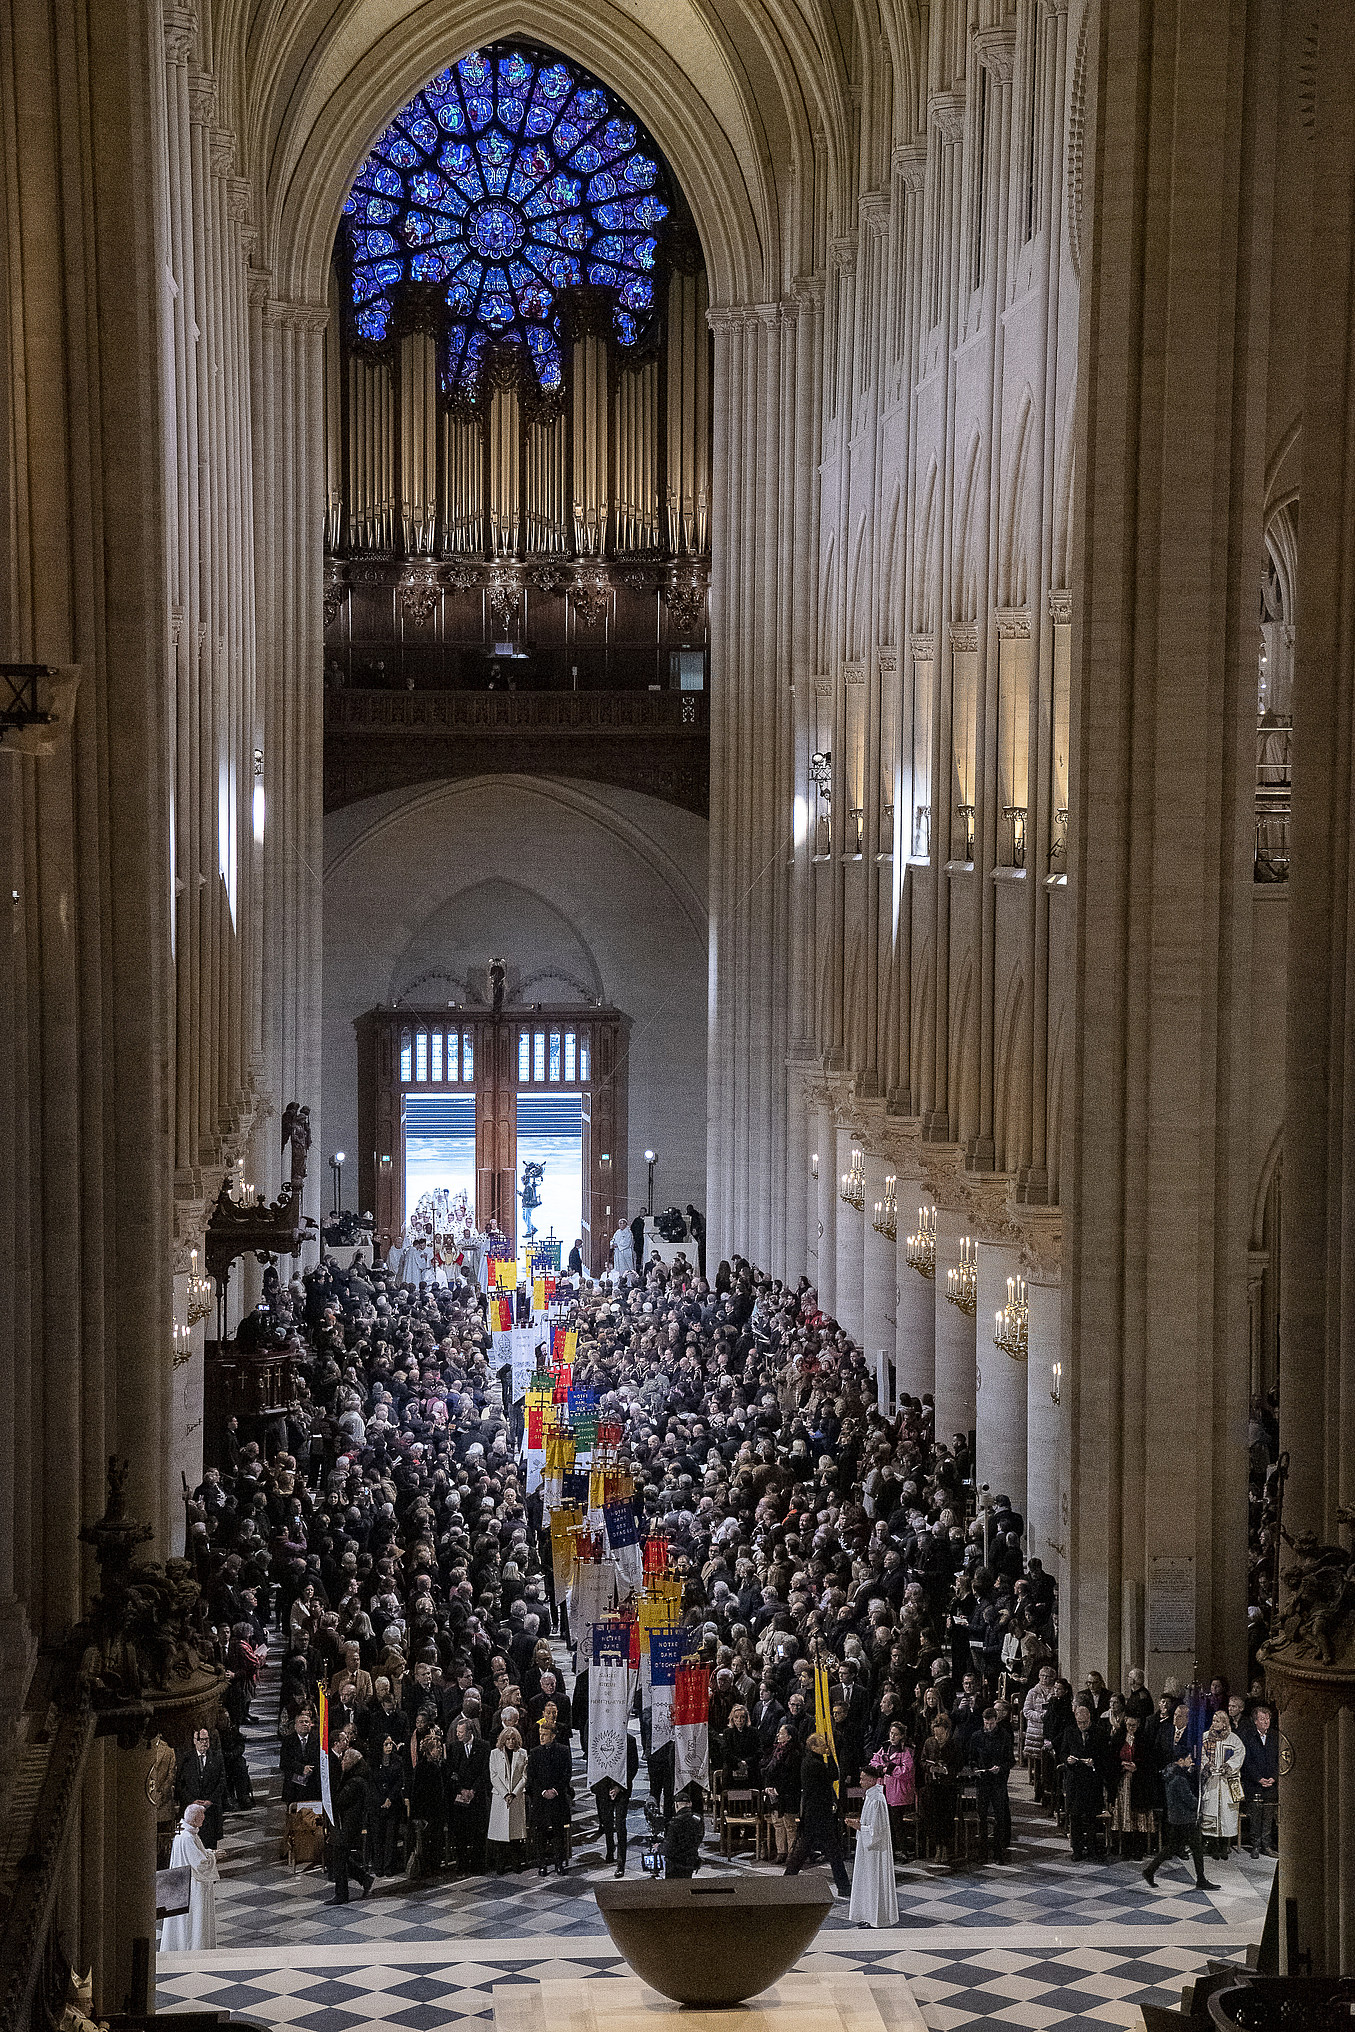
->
xmin=664 ymin=562 xmax=707 ymax=643
xmin=399 ymin=569 xmax=441 ymax=627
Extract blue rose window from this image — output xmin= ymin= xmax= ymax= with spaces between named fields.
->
xmin=343 ymin=45 xmax=671 ymax=398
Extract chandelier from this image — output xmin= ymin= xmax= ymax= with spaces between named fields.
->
xmin=839 ymin=1148 xmax=865 ymax=1211
xmin=905 ymin=1206 xmax=936 ymax=1278
xmin=185 ymin=1246 xmax=214 ymax=1327
xmin=945 ymin=1235 xmax=977 ymax=1315
xmin=994 ymin=1273 xmax=1028 ymax=1359
xmin=872 ymin=1174 xmax=897 ymax=1240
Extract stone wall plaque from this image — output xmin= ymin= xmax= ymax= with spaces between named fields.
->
xmin=1148 ymin=1554 xmax=1195 ymax=1653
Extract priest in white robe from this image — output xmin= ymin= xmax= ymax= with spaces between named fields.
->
xmin=160 ymin=1803 xmax=219 ymax=1952
xmin=611 ymin=1221 xmax=636 ymax=1280
xmin=848 ymin=1768 xmax=898 ymax=1928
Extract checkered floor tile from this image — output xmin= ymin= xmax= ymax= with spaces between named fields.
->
xmin=165 ymin=1648 xmax=1272 ymax=2031
xmin=157 ymin=1940 xmax=1254 ymax=2032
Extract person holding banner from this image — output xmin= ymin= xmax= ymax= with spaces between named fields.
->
xmin=593 ymin=1733 xmax=640 ymax=1875
xmin=783 ymin=1733 xmax=851 ymax=1895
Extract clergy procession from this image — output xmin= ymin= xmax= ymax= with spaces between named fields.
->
xmin=167 ymin=1243 xmax=1279 ymax=1936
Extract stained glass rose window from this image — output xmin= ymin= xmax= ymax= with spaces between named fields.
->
xmin=343 ymin=45 xmax=670 ymax=397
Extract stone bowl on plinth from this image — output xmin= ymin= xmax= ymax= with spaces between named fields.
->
xmin=593 ymin=1873 xmax=834 ymax=2007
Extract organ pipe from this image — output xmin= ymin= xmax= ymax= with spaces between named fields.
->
xmin=399 ymin=331 xmax=438 ymax=555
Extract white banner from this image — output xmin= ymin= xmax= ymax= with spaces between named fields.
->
xmin=510 ymin=1326 xmax=538 ymax=1402
xmin=673 ymin=1720 xmax=709 ymax=1793
xmin=525 ymin=1449 xmax=544 ymax=1495
xmin=568 ymin=1561 xmax=616 ymax=1671
xmin=650 ymin=1688 xmax=675 ymax=1751
xmin=587 ymin=1664 xmax=635 ymax=1790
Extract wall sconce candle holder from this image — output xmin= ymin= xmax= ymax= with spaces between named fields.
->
xmin=840 ymin=1148 xmax=866 ymax=1211
xmin=872 ymin=1174 xmax=897 ymax=1240
xmin=945 ymin=1235 xmax=978 ymax=1315
xmin=185 ymin=1246 xmax=214 ymax=1327
xmin=1050 ymin=1360 xmax=1062 ymax=1406
xmin=994 ymin=1272 xmax=1028 ymax=1359
xmin=906 ymin=1206 xmax=936 ymax=1278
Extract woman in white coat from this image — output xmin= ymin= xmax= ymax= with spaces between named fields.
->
xmin=848 ymin=1767 xmax=898 ymax=1928
xmin=160 ymin=1803 xmax=220 ymax=1951
xmin=488 ymin=1727 xmax=528 ymax=1875
xmin=1198 ymin=1711 xmax=1246 ymax=1859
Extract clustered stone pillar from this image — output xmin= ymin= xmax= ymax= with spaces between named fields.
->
xmin=932 ymin=1207 xmax=977 ymax=1447
xmin=1024 ymin=1272 xmax=1063 ymax=1573
xmin=975 ymin=1240 xmax=1027 ymax=1523
xmin=1274 ymin=0 xmax=1355 ymax=1972
xmin=894 ymin=1185 xmax=936 ymax=1400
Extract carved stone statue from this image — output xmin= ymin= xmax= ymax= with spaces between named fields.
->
xmin=489 ymin=956 xmax=507 ymax=1014
xmin=520 ymin=1158 xmax=544 ymax=1237
xmin=74 ymin=1458 xmax=221 ymax=1713
xmin=1259 ymin=1511 xmax=1355 ymax=1714
xmin=280 ymin=1100 xmax=311 ymax=1182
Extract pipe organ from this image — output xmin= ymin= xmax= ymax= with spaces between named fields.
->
xmin=326 ymin=265 xmax=710 ymax=570
xmin=321 ymin=45 xmax=712 ymax=686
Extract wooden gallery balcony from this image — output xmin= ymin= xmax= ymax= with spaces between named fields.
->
xmin=324 ymin=682 xmax=709 ymax=815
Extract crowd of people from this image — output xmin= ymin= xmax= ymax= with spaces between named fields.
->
xmin=168 ymin=1239 xmax=1278 ymax=1929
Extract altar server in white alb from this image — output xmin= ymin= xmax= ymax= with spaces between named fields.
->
xmin=848 ymin=1766 xmax=898 ymax=1929
xmin=160 ymin=1803 xmax=220 ymax=1951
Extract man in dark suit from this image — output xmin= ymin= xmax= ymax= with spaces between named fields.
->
xmin=593 ymin=1732 xmax=641 ymax=1877
xmin=1058 ymin=1702 xmax=1105 ymax=1861
xmin=973 ymin=1706 xmax=1015 ymax=1863
xmin=328 ymin=1748 xmax=375 ymax=1903
xmin=446 ymin=1715 xmax=491 ymax=1873
xmin=1241 ymin=1703 xmax=1280 ymax=1857
xmin=176 ymin=1726 xmax=227 ymax=1849
xmin=782 ymin=1733 xmax=850 ymax=1895
xmin=1142 ymin=1704 xmax=1218 ymax=1889
xmin=630 ymin=1209 xmax=647 ymax=1274
xmin=281 ymin=1708 xmax=322 ymax=1803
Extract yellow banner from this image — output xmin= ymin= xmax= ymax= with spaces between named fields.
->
xmin=533 ymin=1276 xmax=546 ymax=1312
xmin=550 ymin=1505 xmax=583 ymax=1588
xmin=546 ymin=1427 xmax=576 ymax=1475
xmin=563 ymin=1327 xmax=578 ymax=1363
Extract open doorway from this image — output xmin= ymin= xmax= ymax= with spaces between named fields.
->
xmin=515 ymin=1092 xmax=582 ymax=1270
xmin=403 ymin=1092 xmax=477 ymax=1227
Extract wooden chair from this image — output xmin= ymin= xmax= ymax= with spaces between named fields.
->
xmin=721 ymin=1786 xmax=763 ymax=1858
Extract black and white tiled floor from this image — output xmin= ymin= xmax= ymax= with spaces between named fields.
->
xmin=159 ymin=1650 xmax=1273 ymax=2030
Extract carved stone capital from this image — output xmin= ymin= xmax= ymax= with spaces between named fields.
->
xmin=830 ymin=234 xmax=858 ymax=277
xmin=265 ymin=297 xmax=330 ymax=334
xmin=162 ymin=4 xmax=196 ymax=61
xmin=911 ymin=632 xmax=935 ymax=662
xmin=877 ymin=648 xmax=898 ymax=674
xmin=973 ymin=25 xmax=1018 ymax=85
xmin=949 ymin=619 xmax=980 ymax=654
xmin=892 ymin=142 xmax=927 ymax=193
xmin=996 ymin=607 xmax=1031 ymax=640
xmin=859 ymin=189 xmax=891 ymax=234
xmin=186 ymin=69 xmax=217 ymax=124
xmin=209 ymin=126 xmax=236 ymax=177
xmin=246 ymin=267 xmax=272 ymax=308
xmin=929 ymin=90 xmax=966 ymax=143
xmin=789 ymin=273 xmax=826 ymax=309
xmin=1048 ymin=587 xmax=1073 ymax=625
xmin=843 ymin=659 xmax=866 ymax=685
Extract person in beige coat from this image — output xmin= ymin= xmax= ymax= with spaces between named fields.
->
xmin=488 ymin=1728 xmax=528 ymax=1874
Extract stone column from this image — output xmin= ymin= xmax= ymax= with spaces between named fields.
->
xmin=933 ymin=1206 xmax=976 ymax=1447
xmin=975 ymin=1240 xmax=1027 ymax=1520
xmin=1061 ymin=0 xmax=1263 ymax=1693
xmin=813 ymin=1101 xmax=837 ymax=1316
xmin=1274 ymin=0 xmax=1355 ymax=1973
xmin=894 ymin=1186 xmax=936 ymax=1401
xmin=1024 ymin=1272 xmax=1063 ymax=1576
xmin=861 ymin=1150 xmax=894 ymax=1383
xmin=833 ymin=1123 xmax=865 ymax=1341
